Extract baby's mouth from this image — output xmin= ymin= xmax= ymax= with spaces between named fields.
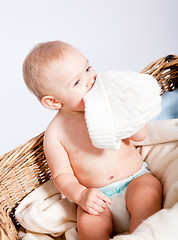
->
xmin=91 ymin=80 xmax=96 ymax=89
xmin=88 ymin=78 xmax=96 ymax=92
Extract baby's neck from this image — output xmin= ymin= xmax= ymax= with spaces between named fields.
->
xmin=59 ymin=109 xmax=85 ymax=118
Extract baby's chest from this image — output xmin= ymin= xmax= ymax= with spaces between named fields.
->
xmin=61 ymin=118 xmax=96 ymax=154
xmin=61 ymin=123 xmax=120 ymax=170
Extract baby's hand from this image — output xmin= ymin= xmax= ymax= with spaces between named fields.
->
xmin=78 ymin=188 xmax=112 ymax=215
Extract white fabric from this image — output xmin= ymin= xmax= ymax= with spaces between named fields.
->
xmin=15 ymin=119 xmax=178 ymax=240
xmin=134 ymin=119 xmax=178 ymax=208
xmin=84 ymin=71 xmax=161 ymax=151
xmin=113 ymin=202 xmax=178 ymax=240
xmin=15 ymin=181 xmax=77 ymax=239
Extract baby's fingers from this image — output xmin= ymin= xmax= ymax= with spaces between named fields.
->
xmin=89 ymin=202 xmax=105 ymax=215
xmin=97 ymin=190 xmax=113 ymax=205
xmin=94 ymin=197 xmax=107 ymax=210
xmin=87 ymin=207 xmax=101 ymax=216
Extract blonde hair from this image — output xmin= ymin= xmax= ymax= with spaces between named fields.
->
xmin=23 ymin=41 xmax=72 ymax=101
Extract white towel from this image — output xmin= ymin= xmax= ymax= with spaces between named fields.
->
xmin=15 ymin=180 xmax=77 ymax=238
xmin=84 ymin=71 xmax=161 ymax=151
xmin=112 ymin=202 xmax=178 ymax=240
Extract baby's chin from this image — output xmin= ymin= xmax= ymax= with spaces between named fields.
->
xmin=75 ymin=100 xmax=85 ymax=112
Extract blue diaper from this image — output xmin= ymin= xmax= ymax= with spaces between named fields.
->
xmin=99 ymin=162 xmax=150 ymax=197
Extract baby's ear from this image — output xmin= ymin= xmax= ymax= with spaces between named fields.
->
xmin=41 ymin=96 xmax=62 ymax=110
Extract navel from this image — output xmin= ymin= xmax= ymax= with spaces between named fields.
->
xmin=108 ymin=175 xmax=114 ymax=181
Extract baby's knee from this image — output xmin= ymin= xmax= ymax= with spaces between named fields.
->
xmin=77 ymin=206 xmax=113 ymax=239
xmin=144 ymin=175 xmax=162 ymax=201
xmin=144 ymin=184 xmax=162 ymax=207
xmin=77 ymin=211 xmax=92 ymax=234
xmin=126 ymin=173 xmax=162 ymax=207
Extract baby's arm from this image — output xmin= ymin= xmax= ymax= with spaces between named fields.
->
xmin=129 ymin=125 xmax=148 ymax=142
xmin=43 ymin=129 xmax=112 ymax=216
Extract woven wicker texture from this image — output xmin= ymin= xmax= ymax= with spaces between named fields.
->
xmin=142 ymin=54 xmax=178 ymax=93
xmin=0 ymin=55 xmax=177 ymax=239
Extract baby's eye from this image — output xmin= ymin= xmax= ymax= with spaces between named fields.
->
xmin=74 ymin=80 xmax=80 ymax=86
xmin=86 ymin=66 xmax=91 ymax=72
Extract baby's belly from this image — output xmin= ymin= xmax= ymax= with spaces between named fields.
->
xmin=69 ymin=140 xmax=143 ymax=188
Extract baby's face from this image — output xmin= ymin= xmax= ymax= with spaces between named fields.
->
xmin=48 ymin=47 xmax=96 ymax=113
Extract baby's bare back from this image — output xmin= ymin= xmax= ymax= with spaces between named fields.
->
xmin=49 ymin=112 xmax=143 ymax=188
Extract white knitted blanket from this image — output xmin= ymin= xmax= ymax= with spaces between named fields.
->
xmin=84 ymin=71 xmax=162 ymax=151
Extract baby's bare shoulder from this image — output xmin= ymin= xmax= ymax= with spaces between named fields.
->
xmin=44 ymin=112 xmax=64 ymax=143
xmin=43 ymin=113 xmax=74 ymax=178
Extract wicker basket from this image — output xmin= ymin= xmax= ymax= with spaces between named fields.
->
xmin=0 ymin=55 xmax=178 ymax=240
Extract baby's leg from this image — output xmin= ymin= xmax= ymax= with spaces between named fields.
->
xmin=125 ymin=173 xmax=162 ymax=233
xmin=77 ymin=205 xmax=113 ymax=240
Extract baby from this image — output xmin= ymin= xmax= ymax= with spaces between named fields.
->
xmin=23 ymin=41 xmax=162 ymax=240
